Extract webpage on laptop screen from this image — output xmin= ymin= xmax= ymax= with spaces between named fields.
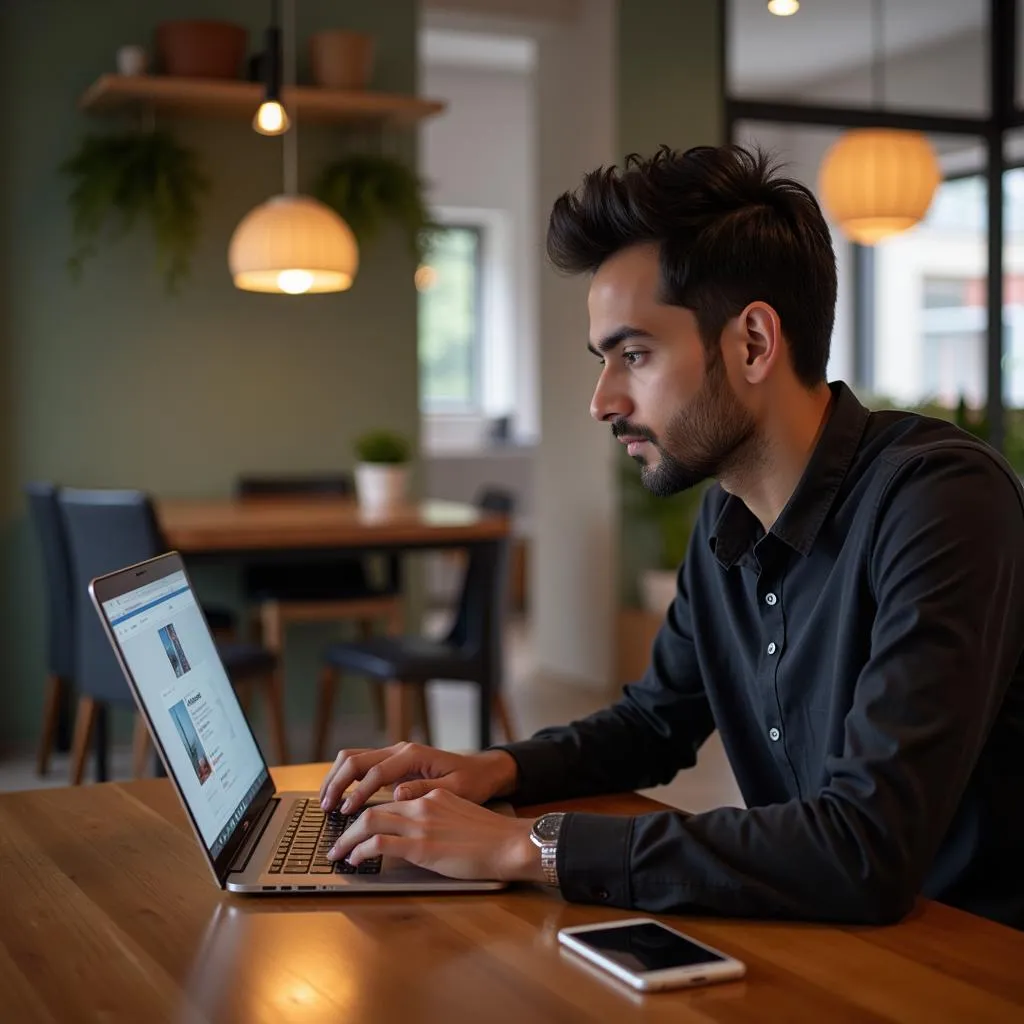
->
xmin=102 ymin=571 xmax=267 ymax=859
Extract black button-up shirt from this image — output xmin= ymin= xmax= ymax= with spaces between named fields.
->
xmin=501 ymin=381 xmax=1024 ymax=927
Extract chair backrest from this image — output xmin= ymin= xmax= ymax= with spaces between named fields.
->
xmin=237 ymin=474 xmax=354 ymax=499
xmin=24 ymin=482 xmax=75 ymax=681
xmin=58 ymin=488 xmax=165 ymax=704
xmin=446 ymin=487 xmax=516 ymax=669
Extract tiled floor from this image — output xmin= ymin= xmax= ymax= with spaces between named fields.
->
xmin=0 ymin=616 xmax=744 ymax=814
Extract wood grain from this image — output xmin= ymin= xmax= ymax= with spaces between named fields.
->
xmin=157 ymin=497 xmax=510 ymax=554
xmin=1 ymin=764 xmax=1022 ymax=1023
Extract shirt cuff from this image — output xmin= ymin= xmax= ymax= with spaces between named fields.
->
xmin=489 ymin=739 xmax=568 ymax=806
xmin=556 ymin=812 xmax=634 ymax=908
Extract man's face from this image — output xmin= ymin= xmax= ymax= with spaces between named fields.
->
xmin=588 ymin=243 xmax=756 ymax=496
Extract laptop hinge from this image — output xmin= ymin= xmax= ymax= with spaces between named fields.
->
xmin=227 ymin=796 xmax=278 ymax=875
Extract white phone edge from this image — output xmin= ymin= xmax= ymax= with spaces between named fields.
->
xmin=557 ymin=917 xmax=747 ymax=992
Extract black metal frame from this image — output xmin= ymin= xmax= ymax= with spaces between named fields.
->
xmin=723 ymin=0 xmax=1018 ymax=451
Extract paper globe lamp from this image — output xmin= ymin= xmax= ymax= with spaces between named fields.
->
xmin=229 ymin=194 xmax=359 ymax=294
xmin=818 ymin=129 xmax=941 ymax=245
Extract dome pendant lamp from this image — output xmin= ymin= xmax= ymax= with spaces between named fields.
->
xmin=818 ymin=0 xmax=940 ymax=245
xmin=229 ymin=0 xmax=358 ymax=294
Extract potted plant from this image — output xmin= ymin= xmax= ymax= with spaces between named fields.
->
xmin=354 ymin=429 xmax=412 ymax=514
xmin=61 ymin=129 xmax=208 ymax=293
xmin=620 ymin=457 xmax=709 ymax=614
xmin=315 ymin=153 xmax=434 ymax=265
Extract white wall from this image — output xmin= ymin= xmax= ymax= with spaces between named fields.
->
xmin=420 ymin=60 xmax=539 ymax=444
xmin=424 ymin=1 xmax=618 ymax=690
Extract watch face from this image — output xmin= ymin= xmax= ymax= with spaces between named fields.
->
xmin=534 ymin=813 xmax=564 ymax=842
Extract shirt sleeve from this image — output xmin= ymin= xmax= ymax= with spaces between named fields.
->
xmin=493 ymin=523 xmax=717 ymax=806
xmin=553 ymin=447 xmax=1024 ymax=924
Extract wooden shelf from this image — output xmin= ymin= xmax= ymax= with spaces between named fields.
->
xmin=79 ymin=74 xmax=445 ymax=126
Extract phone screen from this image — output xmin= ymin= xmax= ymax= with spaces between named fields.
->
xmin=573 ymin=922 xmax=726 ymax=973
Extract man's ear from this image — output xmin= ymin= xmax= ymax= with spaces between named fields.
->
xmin=736 ymin=302 xmax=782 ymax=383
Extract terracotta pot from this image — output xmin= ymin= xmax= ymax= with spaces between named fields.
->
xmin=156 ymin=21 xmax=247 ymax=79
xmin=310 ymin=31 xmax=374 ymax=90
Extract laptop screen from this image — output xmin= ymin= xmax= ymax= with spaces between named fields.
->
xmin=100 ymin=570 xmax=268 ymax=860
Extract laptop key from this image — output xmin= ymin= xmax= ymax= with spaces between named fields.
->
xmin=310 ymin=864 xmax=334 ymax=874
xmin=335 ymin=861 xmax=358 ymax=874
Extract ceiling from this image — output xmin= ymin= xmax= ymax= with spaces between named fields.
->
xmin=729 ymin=0 xmax=987 ymax=93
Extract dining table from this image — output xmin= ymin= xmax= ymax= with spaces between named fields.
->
xmin=2 ymin=762 xmax=1023 ymax=1023
xmin=154 ymin=496 xmax=512 ymax=750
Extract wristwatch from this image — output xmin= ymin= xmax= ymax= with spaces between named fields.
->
xmin=529 ymin=812 xmax=566 ymax=887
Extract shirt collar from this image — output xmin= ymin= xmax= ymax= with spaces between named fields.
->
xmin=709 ymin=381 xmax=870 ymax=569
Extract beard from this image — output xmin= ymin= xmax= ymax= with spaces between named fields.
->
xmin=613 ymin=350 xmax=757 ymax=497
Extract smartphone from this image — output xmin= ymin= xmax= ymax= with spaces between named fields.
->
xmin=558 ymin=918 xmax=746 ymax=992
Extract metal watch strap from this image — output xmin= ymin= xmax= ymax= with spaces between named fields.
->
xmin=530 ymin=812 xmax=565 ymax=887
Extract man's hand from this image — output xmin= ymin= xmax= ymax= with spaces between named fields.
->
xmin=327 ymin=789 xmax=545 ymax=882
xmin=319 ymin=742 xmax=519 ymax=815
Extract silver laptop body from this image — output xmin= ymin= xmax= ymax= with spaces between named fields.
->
xmin=90 ymin=551 xmax=509 ymax=894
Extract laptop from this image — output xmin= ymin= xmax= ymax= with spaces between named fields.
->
xmin=89 ymin=550 xmax=510 ymax=894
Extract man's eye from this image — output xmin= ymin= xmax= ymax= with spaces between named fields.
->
xmin=623 ymin=351 xmax=645 ymax=366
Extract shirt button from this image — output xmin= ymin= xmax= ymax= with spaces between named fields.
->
xmin=594 ymin=888 xmax=610 ymax=901
xmin=769 ymin=727 xmax=781 ymax=742
xmin=767 ymin=642 xmax=777 ymax=655
xmin=765 ymin=592 xmax=777 ymax=606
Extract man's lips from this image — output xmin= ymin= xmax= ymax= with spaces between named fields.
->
xmin=618 ymin=436 xmax=649 ymax=456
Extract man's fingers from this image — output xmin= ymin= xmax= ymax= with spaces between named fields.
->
xmin=328 ymin=808 xmax=408 ymax=860
xmin=347 ymin=834 xmax=410 ymax=866
xmin=320 ymin=747 xmax=397 ymax=811
xmin=341 ymin=745 xmax=422 ymax=812
xmin=319 ymin=748 xmax=368 ymax=803
xmin=394 ymin=776 xmax=458 ymax=801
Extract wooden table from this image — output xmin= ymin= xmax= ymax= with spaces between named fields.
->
xmin=157 ymin=497 xmax=511 ymax=748
xmin=157 ymin=497 xmax=510 ymax=556
xmin=2 ymin=765 xmax=1023 ymax=1023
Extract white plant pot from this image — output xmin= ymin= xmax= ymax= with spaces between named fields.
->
xmin=640 ymin=568 xmax=677 ymax=616
xmin=355 ymin=463 xmax=408 ymax=515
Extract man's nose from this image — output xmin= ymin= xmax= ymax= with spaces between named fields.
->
xmin=590 ymin=368 xmax=633 ymax=423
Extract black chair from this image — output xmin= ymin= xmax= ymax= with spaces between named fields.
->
xmin=237 ymin=474 xmax=404 ymax=727
xmin=315 ymin=487 xmax=516 ymax=755
xmin=24 ymin=483 xmax=75 ymax=775
xmin=58 ymin=488 xmax=286 ymax=783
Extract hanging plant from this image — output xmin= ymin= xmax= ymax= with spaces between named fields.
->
xmin=315 ymin=153 xmax=435 ymax=265
xmin=60 ymin=129 xmax=209 ymax=293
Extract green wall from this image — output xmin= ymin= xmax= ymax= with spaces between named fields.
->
xmin=616 ymin=0 xmax=723 ymax=605
xmin=0 ymin=1 xmax=421 ymax=753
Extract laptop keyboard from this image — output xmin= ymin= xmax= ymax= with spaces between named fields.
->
xmin=269 ymin=798 xmax=382 ymax=876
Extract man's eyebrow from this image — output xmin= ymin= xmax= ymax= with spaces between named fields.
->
xmin=586 ymin=326 xmax=653 ymax=358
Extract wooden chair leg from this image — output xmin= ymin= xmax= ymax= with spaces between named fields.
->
xmin=492 ymin=692 xmax=516 ymax=743
xmin=36 ymin=672 xmax=63 ymax=775
xmin=313 ymin=665 xmax=339 ymax=762
xmin=413 ymin=685 xmax=433 ymax=747
xmin=384 ymin=680 xmax=414 ymax=745
xmin=131 ymin=714 xmax=151 ymax=779
xmin=69 ymin=696 xmax=97 ymax=786
xmin=260 ymin=602 xmax=284 ymax=654
xmin=264 ymin=669 xmax=288 ymax=766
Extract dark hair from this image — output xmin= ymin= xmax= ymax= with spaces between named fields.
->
xmin=546 ymin=144 xmax=837 ymax=387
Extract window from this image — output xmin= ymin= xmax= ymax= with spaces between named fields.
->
xmin=417 ymin=225 xmax=483 ymax=412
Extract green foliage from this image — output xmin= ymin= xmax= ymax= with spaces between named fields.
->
xmin=315 ymin=154 xmax=434 ymax=264
xmin=354 ymin=429 xmax=411 ymax=464
xmin=60 ymin=130 xmax=209 ymax=293
xmin=620 ymin=455 xmax=710 ymax=571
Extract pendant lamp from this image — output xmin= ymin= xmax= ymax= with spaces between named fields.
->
xmin=229 ymin=0 xmax=359 ymax=294
xmin=253 ymin=0 xmax=290 ymax=136
xmin=818 ymin=0 xmax=940 ymax=245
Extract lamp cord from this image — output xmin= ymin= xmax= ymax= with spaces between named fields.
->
xmin=872 ymin=0 xmax=885 ymax=107
xmin=282 ymin=0 xmax=298 ymax=195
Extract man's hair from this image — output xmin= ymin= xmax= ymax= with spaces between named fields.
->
xmin=546 ymin=144 xmax=837 ymax=387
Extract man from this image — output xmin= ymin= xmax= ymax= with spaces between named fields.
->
xmin=321 ymin=145 xmax=1024 ymax=927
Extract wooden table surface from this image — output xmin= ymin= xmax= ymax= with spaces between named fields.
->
xmin=157 ymin=497 xmax=510 ymax=554
xmin=2 ymin=764 xmax=1023 ymax=1023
